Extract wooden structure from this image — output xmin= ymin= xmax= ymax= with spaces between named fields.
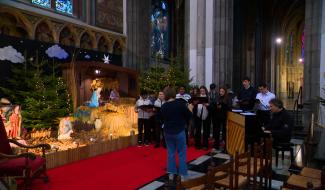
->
xmin=226 ymin=112 xmax=260 ymax=155
xmin=46 ymin=135 xmax=137 ymax=169
xmin=62 ymin=61 xmax=138 ymax=107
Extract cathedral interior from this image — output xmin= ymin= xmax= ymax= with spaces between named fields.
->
xmin=0 ymin=0 xmax=325 ymax=189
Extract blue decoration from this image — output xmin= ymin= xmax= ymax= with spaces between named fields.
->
xmin=32 ymin=0 xmax=51 ymax=8
xmin=89 ymin=91 xmax=99 ymax=108
xmin=151 ymin=0 xmax=169 ymax=59
xmin=56 ymin=0 xmax=73 ymax=15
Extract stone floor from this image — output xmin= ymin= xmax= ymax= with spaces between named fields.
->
xmin=137 ymin=136 xmax=325 ymax=190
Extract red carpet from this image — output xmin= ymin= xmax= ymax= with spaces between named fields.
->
xmin=32 ymin=145 xmax=208 ymax=190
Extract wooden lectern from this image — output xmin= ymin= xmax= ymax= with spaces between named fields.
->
xmin=226 ymin=111 xmax=261 ymax=155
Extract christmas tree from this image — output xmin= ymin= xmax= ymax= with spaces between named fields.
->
xmin=139 ymin=57 xmax=191 ymax=93
xmin=0 ymin=60 xmax=72 ymax=129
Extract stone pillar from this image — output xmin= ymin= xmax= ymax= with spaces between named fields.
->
xmin=187 ymin=0 xmax=198 ymax=85
xmin=303 ymin=0 xmax=323 ymax=127
xmin=196 ymin=0 xmax=206 ymax=85
xmin=186 ymin=0 xmax=233 ymax=87
xmin=214 ymin=0 xmax=233 ymax=87
xmin=205 ymin=0 xmax=214 ymax=87
xmin=319 ymin=0 xmax=325 ymax=126
xmin=126 ymin=0 xmax=151 ymax=70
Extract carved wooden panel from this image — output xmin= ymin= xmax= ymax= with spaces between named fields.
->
xmin=95 ymin=0 xmax=123 ymax=33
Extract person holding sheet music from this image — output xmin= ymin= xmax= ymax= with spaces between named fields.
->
xmin=214 ymin=87 xmax=232 ymax=151
xmin=256 ymin=83 xmax=275 ymax=127
xmin=135 ymin=91 xmax=153 ymax=146
xmin=208 ymin=83 xmax=218 ymax=149
xmin=237 ymin=77 xmax=257 ymax=111
xmin=193 ymin=86 xmax=210 ymax=149
xmin=176 ymin=85 xmax=191 ymax=145
xmin=154 ymin=91 xmax=165 ymax=148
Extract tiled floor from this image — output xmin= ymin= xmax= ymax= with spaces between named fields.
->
xmin=138 ymin=147 xmax=297 ymax=190
xmin=137 ymin=135 xmax=325 ymax=190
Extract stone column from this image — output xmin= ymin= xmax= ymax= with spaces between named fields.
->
xmin=205 ymin=0 xmax=214 ymax=87
xmin=187 ymin=0 xmax=198 ymax=85
xmin=319 ymin=0 xmax=325 ymax=125
xmin=303 ymin=0 xmax=323 ymax=127
xmin=214 ymin=0 xmax=233 ymax=87
xmin=304 ymin=0 xmax=322 ymax=102
xmin=196 ymin=0 xmax=206 ymax=85
xmin=126 ymin=0 xmax=151 ymax=70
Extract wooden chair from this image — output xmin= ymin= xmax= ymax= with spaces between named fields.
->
xmin=262 ymin=136 xmax=273 ymax=189
xmin=0 ymin=120 xmax=50 ymax=189
xmin=234 ymin=151 xmax=251 ymax=189
xmin=176 ymin=174 xmax=210 ymax=190
xmin=274 ymin=142 xmax=294 ymax=167
xmin=251 ymin=142 xmax=265 ymax=190
xmin=208 ymin=158 xmax=234 ymax=189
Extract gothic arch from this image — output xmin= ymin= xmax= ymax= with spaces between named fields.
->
xmin=97 ymin=36 xmax=111 ymax=53
xmin=112 ymin=38 xmax=125 ymax=52
xmin=79 ymin=31 xmax=96 ymax=49
xmin=0 ymin=9 xmax=33 ymax=39
xmin=34 ymin=20 xmax=55 ymax=43
xmin=59 ymin=25 xmax=77 ymax=47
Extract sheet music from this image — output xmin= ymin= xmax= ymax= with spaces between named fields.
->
xmin=213 ymin=153 xmax=230 ymax=160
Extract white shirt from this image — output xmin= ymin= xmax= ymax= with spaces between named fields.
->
xmin=154 ymin=99 xmax=165 ymax=108
xmin=256 ymin=91 xmax=275 ymax=111
xmin=135 ymin=97 xmax=153 ymax=119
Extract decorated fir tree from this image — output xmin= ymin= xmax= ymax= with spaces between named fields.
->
xmin=0 ymin=60 xmax=72 ymax=129
xmin=139 ymin=64 xmax=166 ymax=94
xmin=139 ymin=57 xmax=191 ymax=93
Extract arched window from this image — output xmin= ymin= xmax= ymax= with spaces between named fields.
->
xmin=32 ymin=0 xmax=51 ymax=8
xmin=32 ymin=0 xmax=73 ymax=15
xmin=151 ymin=0 xmax=169 ymax=60
xmin=56 ymin=0 xmax=73 ymax=15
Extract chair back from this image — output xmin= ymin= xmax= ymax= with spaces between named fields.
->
xmin=0 ymin=120 xmax=13 ymax=155
xmin=176 ymin=174 xmax=209 ymax=190
xmin=208 ymin=158 xmax=234 ymax=189
xmin=264 ymin=137 xmax=273 ymax=168
xmin=235 ymin=150 xmax=251 ymax=187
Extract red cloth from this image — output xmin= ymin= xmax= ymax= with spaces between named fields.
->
xmin=0 ymin=156 xmax=45 ymax=176
xmin=0 ymin=120 xmax=13 ymax=155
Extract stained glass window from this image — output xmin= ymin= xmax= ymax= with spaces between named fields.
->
xmin=56 ymin=0 xmax=73 ymax=15
xmin=32 ymin=0 xmax=51 ymax=8
xmin=151 ymin=0 xmax=169 ymax=59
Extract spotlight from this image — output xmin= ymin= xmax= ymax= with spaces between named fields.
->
xmin=299 ymin=58 xmax=303 ymax=63
xmin=275 ymin=38 xmax=282 ymax=44
xmin=95 ymin=69 xmax=101 ymax=74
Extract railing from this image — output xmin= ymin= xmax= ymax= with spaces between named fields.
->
xmin=293 ymin=86 xmax=303 ymax=126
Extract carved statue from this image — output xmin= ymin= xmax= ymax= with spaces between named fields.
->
xmin=8 ymin=105 xmax=22 ymax=139
xmin=89 ymin=79 xmax=104 ymax=108
xmin=58 ymin=116 xmax=73 ymax=140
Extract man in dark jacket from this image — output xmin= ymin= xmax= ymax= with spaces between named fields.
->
xmin=265 ymin=99 xmax=293 ymax=146
xmin=237 ymin=77 xmax=257 ymax=111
